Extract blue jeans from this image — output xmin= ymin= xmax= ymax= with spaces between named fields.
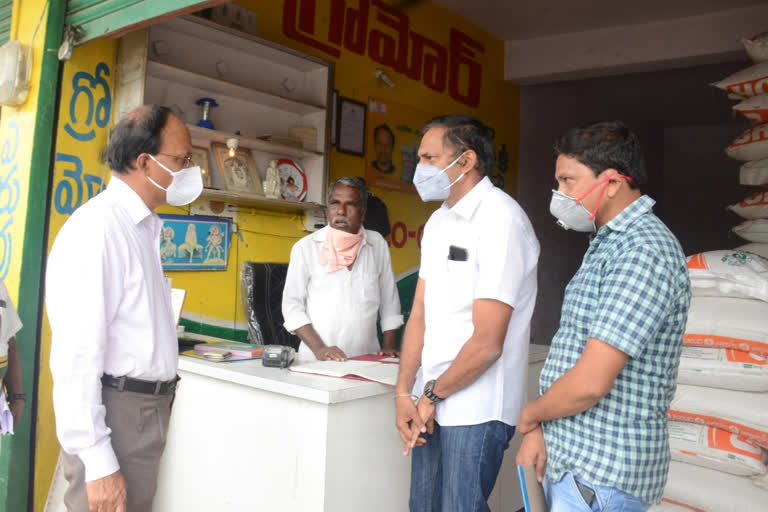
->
xmin=544 ymin=472 xmax=650 ymax=512
xmin=409 ymin=420 xmax=515 ymax=512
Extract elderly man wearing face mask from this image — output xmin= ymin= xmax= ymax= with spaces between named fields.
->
xmin=282 ymin=177 xmax=403 ymax=361
xmin=516 ymin=121 xmax=690 ymax=512
xmin=47 ymin=105 xmax=202 ymax=512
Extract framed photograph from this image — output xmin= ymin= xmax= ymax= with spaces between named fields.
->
xmin=191 ymin=145 xmax=214 ymax=188
xmin=158 ymin=214 xmax=232 ymax=271
xmin=366 ymin=98 xmax=435 ymax=193
xmin=336 ymin=96 xmax=366 ymax=156
xmin=211 ymin=142 xmax=263 ymax=195
xmin=330 ymin=89 xmax=339 ymax=146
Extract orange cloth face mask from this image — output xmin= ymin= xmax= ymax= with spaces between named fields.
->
xmin=319 ymin=226 xmax=364 ymax=272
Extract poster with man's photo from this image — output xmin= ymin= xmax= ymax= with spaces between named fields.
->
xmin=366 ymin=99 xmax=435 ymax=193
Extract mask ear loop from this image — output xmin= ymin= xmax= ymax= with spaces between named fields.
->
xmin=587 ymin=180 xmax=611 ymax=220
xmin=576 ymin=173 xmax=635 ymax=220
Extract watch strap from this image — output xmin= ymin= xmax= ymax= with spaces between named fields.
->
xmin=8 ymin=393 xmax=26 ymax=402
xmin=423 ymin=379 xmax=444 ymax=404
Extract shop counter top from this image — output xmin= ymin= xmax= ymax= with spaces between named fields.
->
xmin=177 ymin=342 xmax=552 ymax=405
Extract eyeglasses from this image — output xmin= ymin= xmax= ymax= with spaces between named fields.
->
xmin=157 ymin=153 xmax=194 ymax=168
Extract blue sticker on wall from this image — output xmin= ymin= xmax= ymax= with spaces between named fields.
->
xmin=158 ymin=214 xmax=231 ymax=271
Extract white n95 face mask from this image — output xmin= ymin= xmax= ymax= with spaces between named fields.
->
xmin=148 ymin=154 xmax=203 ymax=206
xmin=549 ymin=172 xmax=634 ymax=232
xmin=413 ymin=152 xmax=466 ymax=202
xmin=549 ymin=190 xmax=597 ymax=232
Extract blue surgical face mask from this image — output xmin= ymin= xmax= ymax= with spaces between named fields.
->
xmin=412 ymin=152 xmax=466 ymax=202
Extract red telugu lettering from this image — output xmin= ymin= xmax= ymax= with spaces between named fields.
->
xmin=449 ymin=29 xmax=484 ymax=108
xmin=283 ymin=0 xmax=342 ymax=58
xmin=282 ymin=0 xmax=485 ymax=108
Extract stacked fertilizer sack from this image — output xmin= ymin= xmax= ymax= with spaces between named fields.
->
xmin=711 ymin=31 xmax=768 ymax=242
xmin=649 ymin=248 xmax=768 ymax=512
xmin=647 ymin=31 xmax=768 ymax=512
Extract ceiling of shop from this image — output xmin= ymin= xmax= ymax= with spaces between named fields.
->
xmin=434 ymin=0 xmax=768 ymax=41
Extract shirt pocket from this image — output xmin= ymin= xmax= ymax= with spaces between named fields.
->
xmin=442 ymin=259 xmax=475 ymax=312
xmin=360 ymin=273 xmax=380 ymax=304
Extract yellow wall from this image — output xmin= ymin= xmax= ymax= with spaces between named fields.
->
xmin=34 ymin=1 xmax=518 ymax=506
xmin=0 ymin=0 xmax=49 ymax=316
xmin=0 ymin=0 xmax=56 ymax=503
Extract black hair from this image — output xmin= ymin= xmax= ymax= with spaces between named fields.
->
xmin=105 ymin=105 xmax=173 ymax=174
xmin=328 ymin=177 xmax=368 ymax=210
xmin=421 ymin=114 xmax=495 ymax=176
xmin=373 ymin=124 xmax=395 ymax=147
xmin=553 ymin=120 xmax=646 ymax=189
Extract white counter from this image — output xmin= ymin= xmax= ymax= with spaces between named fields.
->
xmin=154 ymin=343 xmax=550 ymax=511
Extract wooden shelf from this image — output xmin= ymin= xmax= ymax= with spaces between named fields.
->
xmin=168 ymin=16 xmax=330 ymax=72
xmin=146 ymin=60 xmax=325 ymax=116
xmin=201 ymin=188 xmax=325 ymax=212
xmin=187 ymin=124 xmax=323 ymax=160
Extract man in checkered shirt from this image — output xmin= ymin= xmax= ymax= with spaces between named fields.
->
xmin=516 ymin=121 xmax=691 ymax=511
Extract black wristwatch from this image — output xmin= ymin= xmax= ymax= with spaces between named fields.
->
xmin=423 ymin=380 xmax=444 ymax=404
xmin=8 ymin=393 xmax=26 ymax=402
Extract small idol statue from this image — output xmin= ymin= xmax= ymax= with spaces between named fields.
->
xmin=263 ymin=160 xmax=281 ymax=199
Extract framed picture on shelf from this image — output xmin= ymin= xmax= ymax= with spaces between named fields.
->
xmin=191 ymin=145 xmax=214 ymax=188
xmin=211 ymin=142 xmax=263 ymax=195
xmin=336 ymin=96 xmax=366 ymax=156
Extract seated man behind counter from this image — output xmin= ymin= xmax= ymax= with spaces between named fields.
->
xmin=282 ymin=177 xmax=404 ymax=361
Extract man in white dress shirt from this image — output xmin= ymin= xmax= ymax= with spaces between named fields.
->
xmin=282 ymin=177 xmax=403 ymax=361
xmin=394 ymin=115 xmax=540 ymax=511
xmin=47 ymin=105 xmax=202 ymax=512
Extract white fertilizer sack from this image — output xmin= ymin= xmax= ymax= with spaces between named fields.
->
xmin=713 ymin=61 xmax=768 ymax=97
xmin=685 ymin=296 xmax=768 ymax=356
xmin=739 ymin=243 xmax=768 ymax=258
xmin=740 ymin=158 xmax=768 ymax=185
xmin=649 ymin=504 xmax=695 ymax=512
xmin=687 ymin=250 xmax=768 ymax=301
xmin=669 ymin=421 xmax=767 ymax=476
xmin=754 ymin=472 xmax=768 ymax=490
xmin=662 ymin=461 xmax=768 ymax=512
xmin=733 ymin=219 xmax=768 ymax=243
xmin=669 ymin=384 xmax=768 ymax=448
xmin=727 ymin=123 xmax=768 ymax=161
xmin=728 ymin=191 xmax=768 ymax=219
xmin=744 ymin=32 xmax=768 ymax=64
xmin=734 ymin=94 xmax=768 ymax=125
xmin=678 ymin=346 xmax=768 ymax=392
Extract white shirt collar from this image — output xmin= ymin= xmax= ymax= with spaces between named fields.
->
xmin=448 ymin=176 xmax=494 ymax=221
xmin=107 ymin=176 xmax=154 ymax=226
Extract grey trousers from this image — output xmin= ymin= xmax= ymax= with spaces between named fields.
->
xmin=62 ymin=386 xmax=174 ymax=512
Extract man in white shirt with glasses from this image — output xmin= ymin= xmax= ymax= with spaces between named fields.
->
xmin=47 ymin=105 xmax=203 ymax=512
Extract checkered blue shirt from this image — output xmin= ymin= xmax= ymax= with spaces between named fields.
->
xmin=540 ymin=195 xmax=691 ymax=504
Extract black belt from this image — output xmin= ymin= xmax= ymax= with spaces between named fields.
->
xmin=101 ymin=374 xmax=179 ymax=395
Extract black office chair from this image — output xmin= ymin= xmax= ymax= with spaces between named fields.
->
xmin=240 ymin=262 xmax=301 ymax=350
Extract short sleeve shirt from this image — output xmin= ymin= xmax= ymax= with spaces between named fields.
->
xmin=419 ymin=177 xmax=540 ymax=427
xmin=539 ymin=195 xmax=691 ymax=504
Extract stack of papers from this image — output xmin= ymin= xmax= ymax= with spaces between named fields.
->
xmin=289 ymin=358 xmax=399 ymax=386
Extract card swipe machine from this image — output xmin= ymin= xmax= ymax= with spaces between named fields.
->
xmin=262 ymin=345 xmax=296 ymax=368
